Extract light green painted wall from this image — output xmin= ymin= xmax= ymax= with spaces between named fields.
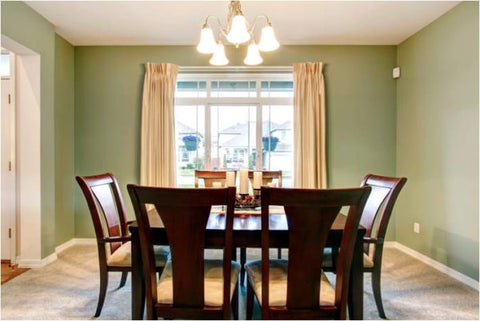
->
xmin=74 ymin=45 xmax=397 ymax=237
xmin=1 ymin=1 xmax=57 ymax=257
xmin=396 ymin=2 xmax=479 ymax=280
xmin=55 ymin=34 xmax=75 ymax=245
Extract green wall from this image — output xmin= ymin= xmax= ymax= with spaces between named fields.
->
xmin=396 ymin=2 xmax=479 ymax=280
xmin=74 ymin=45 xmax=397 ymax=237
xmin=55 ymin=34 xmax=75 ymax=246
xmin=1 ymin=2 xmax=76 ymax=257
xmin=2 ymin=1 xmax=56 ymax=257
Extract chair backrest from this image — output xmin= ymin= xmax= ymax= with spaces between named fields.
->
xmin=194 ymin=170 xmax=228 ymax=187
xmin=260 ymin=186 xmax=371 ymax=319
xmin=359 ymin=174 xmax=407 ymax=247
xmin=76 ymin=173 xmax=128 ymax=254
xmin=127 ymin=185 xmax=236 ymax=318
xmin=248 ymin=170 xmax=282 ymax=187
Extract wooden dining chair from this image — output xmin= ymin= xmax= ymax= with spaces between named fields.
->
xmin=194 ymin=170 xmax=228 ymax=187
xmin=76 ymin=173 xmax=170 ymax=317
xmin=324 ymin=173 xmax=407 ymax=318
xmin=127 ymin=185 xmax=240 ymax=320
xmin=245 ymin=186 xmax=371 ymax=320
xmin=247 ymin=170 xmax=283 ymax=187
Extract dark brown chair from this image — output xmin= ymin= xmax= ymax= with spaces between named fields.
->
xmin=245 ymin=186 xmax=371 ymax=320
xmin=76 ymin=173 xmax=169 ymax=317
xmin=127 ymin=185 xmax=240 ymax=320
xmin=324 ymin=173 xmax=407 ymax=318
xmin=194 ymin=170 xmax=229 ymax=188
xmin=247 ymin=170 xmax=283 ymax=187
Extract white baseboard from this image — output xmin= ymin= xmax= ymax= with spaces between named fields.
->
xmin=55 ymin=238 xmax=96 ymax=254
xmin=17 ymin=252 xmax=57 ymax=268
xmin=17 ymin=238 xmax=96 ymax=268
xmin=385 ymin=241 xmax=479 ymax=291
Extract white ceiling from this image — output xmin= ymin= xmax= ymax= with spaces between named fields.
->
xmin=26 ymin=1 xmax=460 ymax=46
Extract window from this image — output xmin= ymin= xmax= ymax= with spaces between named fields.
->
xmin=175 ymin=73 xmax=293 ymax=187
xmin=1 ymin=52 xmax=11 ymax=78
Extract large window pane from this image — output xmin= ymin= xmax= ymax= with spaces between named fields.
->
xmin=211 ymin=105 xmax=256 ymax=170
xmin=262 ymin=105 xmax=294 ymax=187
xmin=175 ymin=105 xmax=205 ymax=187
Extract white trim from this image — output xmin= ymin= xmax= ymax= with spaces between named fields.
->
xmin=54 ymin=238 xmax=77 ymax=254
xmin=178 ymin=66 xmax=292 ymax=74
xmin=385 ymin=241 xmax=479 ymax=291
xmin=17 ymin=252 xmax=56 ymax=269
xmin=68 ymin=238 xmax=96 ymax=246
xmin=17 ymin=238 xmax=96 ymax=268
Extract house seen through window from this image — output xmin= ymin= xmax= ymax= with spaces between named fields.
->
xmin=175 ymin=73 xmax=294 ymax=187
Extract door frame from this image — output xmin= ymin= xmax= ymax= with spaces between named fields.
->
xmin=1 ymin=50 xmax=16 ymax=264
xmin=1 ymin=35 xmax=42 ymax=267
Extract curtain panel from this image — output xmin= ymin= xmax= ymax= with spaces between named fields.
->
xmin=140 ymin=63 xmax=179 ymax=187
xmin=293 ymin=62 xmax=327 ymax=188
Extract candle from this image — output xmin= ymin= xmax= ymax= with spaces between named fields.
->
xmin=212 ymin=181 xmax=222 ymax=188
xmin=226 ymin=171 xmax=235 ymax=187
xmin=239 ymin=169 xmax=249 ymax=194
xmin=267 ymin=182 xmax=277 ymax=188
xmin=253 ymin=171 xmax=262 ymax=189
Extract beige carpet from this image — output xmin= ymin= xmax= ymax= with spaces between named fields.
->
xmin=1 ymin=244 xmax=478 ymax=320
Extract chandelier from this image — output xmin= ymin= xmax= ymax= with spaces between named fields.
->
xmin=196 ymin=0 xmax=280 ymax=66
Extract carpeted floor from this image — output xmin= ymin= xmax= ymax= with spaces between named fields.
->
xmin=1 ymin=244 xmax=478 ymax=320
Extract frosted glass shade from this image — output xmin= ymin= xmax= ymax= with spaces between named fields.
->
xmin=244 ymin=42 xmax=263 ymax=65
xmin=197 ymin=26 xmax=217 ymax=54
xmin=209 ymin=42 xmax=229 ymax=66
xmin=226 ymin=15 xmax=251 ymax=45
xmin=258 ymin=24 xmax=279 ymax=52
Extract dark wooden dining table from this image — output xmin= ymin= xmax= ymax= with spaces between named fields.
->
xmin=129 ymin=208 xmax=365 ymax=320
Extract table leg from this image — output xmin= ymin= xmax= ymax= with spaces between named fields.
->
xmin=348 ymin=232 xmax=364 ymax=319
xmin=240 ymin=247 xmax=246 ymax=286
xmin=131 ymin=229 xmax=145 ymax=320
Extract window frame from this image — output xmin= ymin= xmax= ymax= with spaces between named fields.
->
xmin=175 ymin=72 xmax=293 ymax=176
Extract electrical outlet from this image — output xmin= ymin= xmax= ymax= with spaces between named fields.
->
xmin=413 ymin=222 xmax=420 ymax=234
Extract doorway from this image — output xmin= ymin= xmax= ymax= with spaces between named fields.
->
xmin=1 ymin=35 xmax=42 ymax=267
xmin=1 ymin=50 xmax=16 ymax=264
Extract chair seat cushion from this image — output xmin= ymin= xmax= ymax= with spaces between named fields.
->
xmin=107 ymin=241 xmax=170 ymax=267
xmin=245 ymin=259 xmax=335 ymax=307
xmin=157 ymin=259 xmax=241 ymax=306
xmin=322 ymin=249 xmax=374 ymax=269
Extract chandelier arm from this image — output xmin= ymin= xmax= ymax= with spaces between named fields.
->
xmin=204 ymin=15 xmax=230 ymax=39
xmin=250 ymin=14 xmax=271 ymax=33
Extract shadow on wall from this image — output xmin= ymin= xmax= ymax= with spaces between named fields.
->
xmin=432 ymin=228 xmax=479 ymax=281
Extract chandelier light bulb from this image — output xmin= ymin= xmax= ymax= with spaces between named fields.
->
xmin=197 ymin=25 xmax=217 ymax=54
xmin=244 ymin=41 xmax=263 ymax=65
xmin=209 ymin=41 xmax=229 ymax=66
xmin=226 ymin=14 xmax=251 ymax=46
xmin=258 ymin=24 xmax=280 ymax=52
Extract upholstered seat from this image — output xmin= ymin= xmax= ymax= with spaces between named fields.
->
xmin=323 ymin=249 xmax=374 ymax=269
xmin=245 ymin=259 xmax=335 ymax=307
xmin=157 ymin=260 xmax=241 ymax=306
xmin=107 ymin=242 xmax=170 ymax=267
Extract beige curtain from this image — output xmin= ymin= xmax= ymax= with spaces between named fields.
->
xmin=140 ymin=63 xmax=179 ymax=187
xmin=293 ymin=62 xmax=327 ymax=188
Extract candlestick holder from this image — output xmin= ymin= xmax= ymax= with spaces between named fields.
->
xmin=235 ymin=193 xmax=259 ymax=208
xmin=253 ymin=188 xmax=261 ymax=200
